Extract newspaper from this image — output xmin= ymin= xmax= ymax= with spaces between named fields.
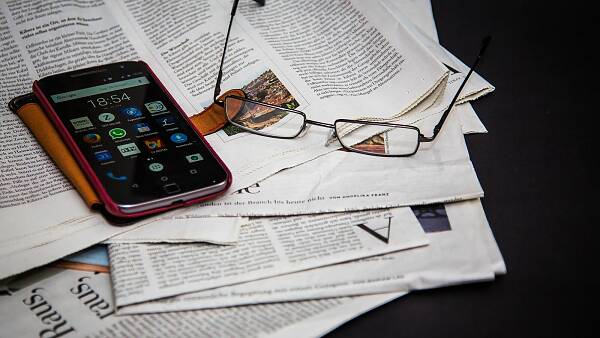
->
xmin=108 ymin=207 xmax=427 ymax=307
xmin=117 ymin=199 xmax=505 ymax=313
xmin=0 ymin=0 xmax=451 ymax=278
xmin=0 ymin=269 xmax=405 ymax=338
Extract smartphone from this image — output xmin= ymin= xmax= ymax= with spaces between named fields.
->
xmin=33 ymin=61 xmax=231 ymax=218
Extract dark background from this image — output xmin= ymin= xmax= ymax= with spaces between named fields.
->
xmin=328 ymin=1 xmax=593 ymax=337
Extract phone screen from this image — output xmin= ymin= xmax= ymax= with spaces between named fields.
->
xmin=36 ymin=61 xmax=228 ymax=208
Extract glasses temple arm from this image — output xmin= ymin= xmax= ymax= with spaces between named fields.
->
xmin=213 ymin=0 xmax=265 ymax=104
xmin=423 ymin=35 xmax=491 ymax=141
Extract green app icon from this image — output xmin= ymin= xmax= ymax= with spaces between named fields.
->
xmin=109 ymin=128 xmax=126 ymax=139
xmin=98 ymin=112 xmax=115 ymax=123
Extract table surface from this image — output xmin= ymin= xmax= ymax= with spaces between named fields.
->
xmin=327 ymin=2 xmax=592 ymax=337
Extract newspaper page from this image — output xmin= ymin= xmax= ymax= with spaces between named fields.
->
xmin=118 ymin=199 xmax=506 ymax=313
xmin=108 ymin=207 xmax=427 ymax=307
xmin=0 ymin=269 xmax=406 ymax=338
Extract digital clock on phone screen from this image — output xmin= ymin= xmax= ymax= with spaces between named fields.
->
xmin=86 ymin=92 xmax=131 ymax=108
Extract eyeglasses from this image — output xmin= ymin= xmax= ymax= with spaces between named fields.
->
xmin=211 ymin=0 xmax=491 ymax=157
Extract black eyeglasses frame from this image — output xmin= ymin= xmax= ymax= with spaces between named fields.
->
xmin=224 ymin=95 xmax=425 ymax=157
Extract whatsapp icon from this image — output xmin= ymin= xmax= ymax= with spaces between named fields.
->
xmin=109 ymin=128 xmax=127 ymax=140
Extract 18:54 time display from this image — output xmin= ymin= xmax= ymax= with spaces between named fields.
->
xmin=86 ymin=92 xmax=131 ymax=108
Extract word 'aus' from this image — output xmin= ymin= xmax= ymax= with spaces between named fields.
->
xmin=70 ymin=276 xmax=113 ymax=319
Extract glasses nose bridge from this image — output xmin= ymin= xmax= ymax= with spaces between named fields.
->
xmin=304 ymin=119 xmax=338 ymax=145
xmin=306 ymin=119 xmax=335 ymax=129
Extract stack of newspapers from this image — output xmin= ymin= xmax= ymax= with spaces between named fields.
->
xmin=0 ymin=0 xmax=505 ymax=337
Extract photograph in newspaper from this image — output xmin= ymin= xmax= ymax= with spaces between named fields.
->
xmin=221 ymin=68 xmax=300 ymax=137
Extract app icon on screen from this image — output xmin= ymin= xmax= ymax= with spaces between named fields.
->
xmin=143 ymin=136 xmax=166 ymax=151
xmin=145 ymin=101 xmax=167 ymax=114
xmin=148 ymin=162 xmax=164 ymax=172
xmin=185 ymin=153 xmax=203 ymax=163
xmin=119 ymin=106 xmax=142 ymax=119
xmin=94 ymin=150 xmax=112 ymax=162
xmin=70 ymin=116 xmax=93 ymax=130
xmin=117 ymin=142 xmax=141 ymax=157
xmin=155 ymin=115 xmax=176 ymax=128
xmin=134 ymin=122 xmax=151 ymax=134
xmin=109 ymin=128 xmax=127 ymax=139
xmin=83 ymin=133 xmax=101 ymax=144
xmin=170 ymin=133 xmax=188 ymax=144
xmin=98 ymin=112 xmax=115 ymax=123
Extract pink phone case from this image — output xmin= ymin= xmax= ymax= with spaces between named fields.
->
xmin=33 ymin=61 xmax=232 ymax=219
